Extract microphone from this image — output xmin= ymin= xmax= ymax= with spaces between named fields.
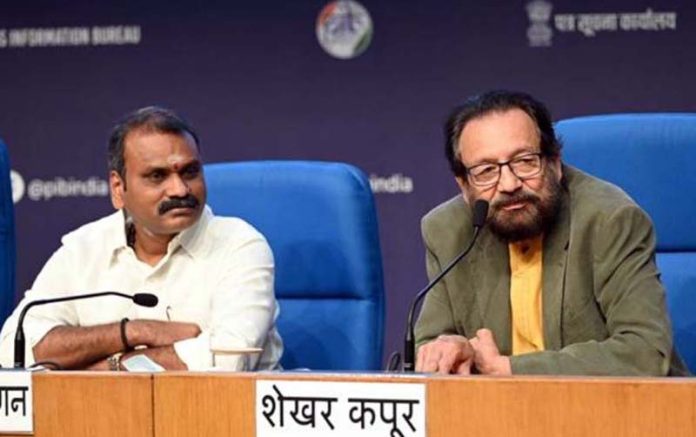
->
xmin=402 ymin=199 xmax=489 ymax=372
xmin=14 ymin=291 xmax=158 ymax=368
xmin=132 ymin=293 xmax=158 ymax=308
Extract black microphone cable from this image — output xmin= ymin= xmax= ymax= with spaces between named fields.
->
xmin=388 ymin=199 xmax=489 ymax=372
xmin=14 ymin=291 xmax=158 ymax=368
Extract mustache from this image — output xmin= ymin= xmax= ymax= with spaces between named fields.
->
xmin=491 ymin=192 xmax=539 ymax=210
xmin=158 ymin=195 xmax=200 ymax=215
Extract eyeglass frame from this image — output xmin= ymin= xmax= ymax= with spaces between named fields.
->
xmin=463 ymin=152 xmax=546 ymax=188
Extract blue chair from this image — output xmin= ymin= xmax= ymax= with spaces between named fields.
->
xmin=0 ymin=140 xmax=15 ymax=325
xmin=556 ymin=114 xmax=696 ymax=372
xmin=204 ymin=160 xmax=385 ymax=370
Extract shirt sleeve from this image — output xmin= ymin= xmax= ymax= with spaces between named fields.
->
xmin=172 ymin=228 xmax=282 ymax=371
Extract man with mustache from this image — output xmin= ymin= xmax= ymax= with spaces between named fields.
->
xmin=415 ymin=90 xmax=687 ymax=376
xmin=0 ymin=106 xmax=283 ymax=371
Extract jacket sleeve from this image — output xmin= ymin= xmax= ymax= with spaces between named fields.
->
xmin=414 ymin=219 xmax=461 ymax=349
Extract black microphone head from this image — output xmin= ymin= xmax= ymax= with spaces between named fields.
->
xmin=472 ymin=199 xmax=489 ymax=228
xmin=133 ymin=293 xmax=158 ymax=307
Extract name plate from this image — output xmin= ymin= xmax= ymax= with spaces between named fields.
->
xmin=0 ymin=371 xmax=33 ymax=433
xmin=256 ymin=379 xmax=425 ymax=437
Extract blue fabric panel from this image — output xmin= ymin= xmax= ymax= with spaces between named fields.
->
xmin=278 ymin=298 xmax=381 ymax=370
xmin=658 ymin=253 xmax=696 ymax=372
xmin=203 ymin=160 xmax=385 ymax=370
xmin=0 ymin=140 xmax=15 ymax=325
xmin=557 ymin=114 xmax=696 ymax=251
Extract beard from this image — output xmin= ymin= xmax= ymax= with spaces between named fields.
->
xmin=486 ymin=167 xmax=563 ymax=243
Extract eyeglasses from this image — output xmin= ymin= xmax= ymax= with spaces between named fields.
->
xmin=465 ymin=152 xmax=544 ymax=187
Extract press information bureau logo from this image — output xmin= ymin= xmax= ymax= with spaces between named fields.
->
xmin=316 ymin=0 xmax=373 ymax=59
xmin=525 ymin=1 xmax=678 ymax=47
xmin=0 ymin=25 xmax=140 ymax=49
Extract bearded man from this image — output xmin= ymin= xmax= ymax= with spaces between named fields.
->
xmin=414 ymin=90 xmax=688 ymax=376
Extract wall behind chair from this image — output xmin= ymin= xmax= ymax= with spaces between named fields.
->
xmin=2 ymin=0 xmax=694 ymax=366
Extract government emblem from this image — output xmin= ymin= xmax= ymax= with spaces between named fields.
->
xmin=316 ymin=0 xmax=373 ymax=59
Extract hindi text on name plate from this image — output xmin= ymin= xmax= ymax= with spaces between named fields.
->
xmin=256 ymin=379 xmax=425 ymax=437
xmin=0 ymin=371 xmax=33 ymax=433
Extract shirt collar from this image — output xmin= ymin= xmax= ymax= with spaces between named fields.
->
xmin=107 ymin=210 xmax=130 ymax=255
xmin=173 ymin=205 xmax=212 ymax=259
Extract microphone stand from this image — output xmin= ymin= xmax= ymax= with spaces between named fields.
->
xmin=14 ymin=291 xmax=157 ymax=368
xmin=403 ymin=226 xmax=484 ymax=372
xmin=402 ymin=199 xmax=489 ymax=372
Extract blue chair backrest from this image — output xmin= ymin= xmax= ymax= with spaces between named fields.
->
xmin=0 ymin=140 xmax=15 ymax=325
xmin=204 ymin=160 xmax=385 ymax=370
xmin=556 ymin=114 xmax=696 ymax=371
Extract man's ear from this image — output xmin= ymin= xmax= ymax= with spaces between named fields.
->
xmin=455 ymin=176 xmax=471 ymax=205
xmin=551 ymin=156 xmax=563 ymax=182
xmin=110 ymin=170 xmax=125 ymax=209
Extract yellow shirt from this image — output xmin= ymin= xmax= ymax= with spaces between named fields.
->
xmin=509 ymin=236 xmax=545 ymax=355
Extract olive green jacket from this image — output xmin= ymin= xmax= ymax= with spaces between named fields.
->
xmin=415 ymin=166 xmax=688 ymax=376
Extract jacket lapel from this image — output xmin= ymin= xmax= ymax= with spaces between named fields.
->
xmin=542 ymin=192 xmax=570 ymax=351
xmin=473 ymin=229 xmax=513 ymax=355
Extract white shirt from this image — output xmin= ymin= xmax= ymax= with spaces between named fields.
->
xmin=0 ymin=206 xmax=283 ymax=370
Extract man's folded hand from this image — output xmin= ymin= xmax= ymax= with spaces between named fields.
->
xmin=416 ymin=334 xmax=474 ymax=374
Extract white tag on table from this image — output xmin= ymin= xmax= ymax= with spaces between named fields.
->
xmin=0 ymin=371 xmax=33 ymax=433
xmin=256 ymin=379 xmax=425 ymax=437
